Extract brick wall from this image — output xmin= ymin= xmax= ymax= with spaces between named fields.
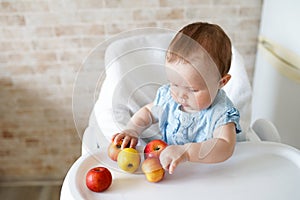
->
xmin=0 ymin=0 xmax=262 ymax=182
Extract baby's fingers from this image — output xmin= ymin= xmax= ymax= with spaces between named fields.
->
xmin=160 ymin=156 xmax=177 ymax=174
xmin=168 ymin=160 xmax=179 ymax=174
xmin=159 ymin=155 xmax=171 ymax=172
xmin=113 ymin=133 xmax=125 ymax=145
xmin=161 ymin=162 xmax=171 ymax=172
xmin=111 ymin=133 xmax=120 ymax=143
xmin=129 ymin=137 xmax=138 ymax=148
xmin=121 ymin=136 xmax=133 ymax=149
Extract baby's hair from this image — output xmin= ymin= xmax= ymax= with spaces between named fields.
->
xmin=166 ymin=22 xmax=232 ymax=76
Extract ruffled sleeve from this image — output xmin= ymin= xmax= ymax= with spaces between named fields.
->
xmin=215 ymin=107 xmax=242 ymax=133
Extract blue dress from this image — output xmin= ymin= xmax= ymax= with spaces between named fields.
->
xmin=151 ymin=84 xmax=241 ymax=145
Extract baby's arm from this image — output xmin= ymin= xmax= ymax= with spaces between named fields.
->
xmin=160 ymin=122 xmax=236 ymax=174
xmin=187 ymin=122 xmax=236 ymax=163
xmin=112 ymin=103 xmax=156 ymax=148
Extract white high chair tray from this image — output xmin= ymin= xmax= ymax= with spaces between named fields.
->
xmin=61 ymin=142 xmax=300 ymax=200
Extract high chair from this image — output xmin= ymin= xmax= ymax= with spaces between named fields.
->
xmin=61 ymin=30 xmax=300 ymax=200
xmin=81 ymin=32 xmax=280 ymax=155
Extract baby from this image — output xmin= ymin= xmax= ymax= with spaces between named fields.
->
xmin=112 ymin=22 xmax=241 ymax=174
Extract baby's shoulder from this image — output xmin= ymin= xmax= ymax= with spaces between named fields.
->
xmin=154 ymin=84 xmax=172 ymax=105
xmin=157 ymin=84 xmax=170 ymax=94
xmin=156 ymin=84 xmax=171 ymax=98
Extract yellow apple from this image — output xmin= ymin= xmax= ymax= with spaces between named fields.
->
xmin=142 ymin=157 xmax=165 ymax=183
xmin=107 ymin=139 xmax=130 ymax=161
xmin=117 ymin=148 xmax=141 ymax=173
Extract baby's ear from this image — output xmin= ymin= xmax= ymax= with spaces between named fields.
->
xmin=219 ymin=74 xmax=231 ymax=88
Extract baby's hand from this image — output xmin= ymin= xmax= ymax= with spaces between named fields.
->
xmin=112 ymin=130 xmax=139 ymax=149
xmin=159 ymin=145 xmax=189 ymax=174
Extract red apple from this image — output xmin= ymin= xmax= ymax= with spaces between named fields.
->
xmin=86 ymin=167 xmax=112 ymax=192
xmin=144 ymin=139 xmax=168 ymax=159
xmin=142 ymin=157 xmax=165 ymax=183
xmin=107 ymin=139 xmax=130 ymax=161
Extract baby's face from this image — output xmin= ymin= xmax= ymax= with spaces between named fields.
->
xmin=165 ymin=61 xmax=221 ymax=113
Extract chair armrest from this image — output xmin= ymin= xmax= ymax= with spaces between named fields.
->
xmin=251 ymin=118 xmax=281 ymax=142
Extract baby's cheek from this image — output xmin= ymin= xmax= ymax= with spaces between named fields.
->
xmin=198 ymin=96 xmax=212 ymax=109
xmin=189 ymin=94 xmax=199 ymax=104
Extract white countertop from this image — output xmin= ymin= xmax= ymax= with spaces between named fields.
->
xmin=60 ymin=141 xmax=300 ymax=200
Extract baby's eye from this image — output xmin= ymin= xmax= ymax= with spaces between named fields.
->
xmin=170 ymin=83 xmax=178 ymax=87
xmin=189 ymin=88 xmax=199 ymax=92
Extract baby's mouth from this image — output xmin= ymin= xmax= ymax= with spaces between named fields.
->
xmin=181 ymin=103 xmax=189 ymax=107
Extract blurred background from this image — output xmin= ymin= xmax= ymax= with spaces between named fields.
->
xmin=0 ymin=0 xmax=262 ymax=199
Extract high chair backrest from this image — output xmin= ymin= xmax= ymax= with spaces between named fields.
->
xmin=94 ymin=33 xmax=251 ymax=143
